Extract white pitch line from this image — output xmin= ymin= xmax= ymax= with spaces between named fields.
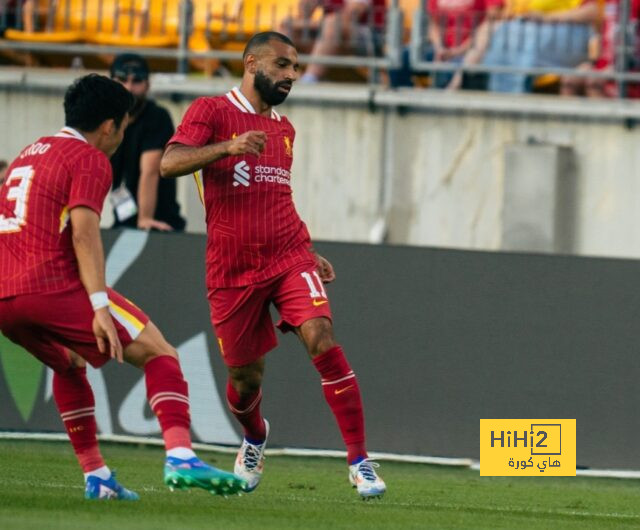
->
xmin=2 ymin=432 xmax=640 ymax=480
xmin=275 ymin=495 xmax=640 ymax=520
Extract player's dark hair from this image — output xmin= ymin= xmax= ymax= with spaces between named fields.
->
xmin=243 ymin=31 xmax=295 ymax=59
xmin=64 ymin=74 xmax=134 ymax=132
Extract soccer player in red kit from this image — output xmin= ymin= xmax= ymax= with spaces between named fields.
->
xmin=0 ymin=74 xmax=246 ymax=500
xmin=160 ymin=32 xmax=386 ymax=499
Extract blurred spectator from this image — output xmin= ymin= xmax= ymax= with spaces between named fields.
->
xmin=388 ymin=0 xmax=502 ymax=89
xmin=561 ymin=0 xmax=640 ymax=97
xmin=285 ymin=0 xmax=387 ymax=83
xmin=21 ymin=0 xmax=33 ymax=31
xmin=427 ymin=0 xmax=504 ymax=88
xmin=482 ymin=0 xmax=600 ymax=92
xmin=280 ymin=0 xmax=323 ymax=46
xmin=0 ymin=160 xmax=7 ymax=185
xmin=110 ymin=53 xmax=185 ymax=232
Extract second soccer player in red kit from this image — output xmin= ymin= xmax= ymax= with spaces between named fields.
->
xmin=0 ymin=74 xmax=246 ymax=500
xmin=160 ymin=31 xmax=386 ymax=499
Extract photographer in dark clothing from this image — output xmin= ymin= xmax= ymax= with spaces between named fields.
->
xmin=110 ymin=54 xmax=185 ymax=232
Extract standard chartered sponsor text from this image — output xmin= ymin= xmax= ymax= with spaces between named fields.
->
xmin=254 ymin=164 xmax=291 ymax=185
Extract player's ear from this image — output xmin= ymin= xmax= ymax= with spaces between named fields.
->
xmin=244 ymin=53 xmax=258 ymax=75
xmin=100 ymin=118 xmax=116 ymax=136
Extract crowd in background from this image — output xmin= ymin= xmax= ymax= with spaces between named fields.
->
xmin=1 ymin=0 xmax=639 ymax=99
xmin=416 ymin=0 xmax=640 ymax=97
xmin=289 ymin=0 xmax=640 ymax=97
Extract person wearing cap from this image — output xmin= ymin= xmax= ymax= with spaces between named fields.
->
xmin=109 ymin=53 xmax=186 ymax=232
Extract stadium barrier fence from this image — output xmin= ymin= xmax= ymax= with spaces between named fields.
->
xmin=2 ymin=229 xmax=640 ymax=471
xmin=2 ymin=0 xmax=640 ymax=90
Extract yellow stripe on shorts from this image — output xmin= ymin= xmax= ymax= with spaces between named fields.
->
xmin=108 ymin=300 xmax=145 ymax=340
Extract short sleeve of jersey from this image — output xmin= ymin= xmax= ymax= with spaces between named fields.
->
xmin=140 ymin=104 xmax=175 ymax=153
xmin=68 ymin=149 xmax=112 ymax=214
xmin=168 ymin=97 xmax=216 ymax=147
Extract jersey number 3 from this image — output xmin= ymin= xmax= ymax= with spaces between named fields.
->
xmin=0 ymin=165 xmax=34 ymax=233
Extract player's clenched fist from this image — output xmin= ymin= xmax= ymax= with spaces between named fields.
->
xmin=227 ymin=130 xmax=267 ymax=157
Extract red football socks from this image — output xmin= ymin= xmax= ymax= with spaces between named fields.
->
xmin=53 ymin=366 xmax=105 ymax=472
xmin=312 ymin=345 xmax=368 ymax=464
xmin=226 ymin=380 xmax=267 ymax=442
xmin=144 ymin=355 xmax=192 ymax=450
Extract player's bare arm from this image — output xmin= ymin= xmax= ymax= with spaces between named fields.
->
xmin=70 ymin=206 xmax=123 ymax=362
xmin=160 ymin=131 xmax=267 ymax=178
xmin=137 ymin=149 xmax=172 ymax=231
xmin=343 ymin=0 xmax=369 ymax=24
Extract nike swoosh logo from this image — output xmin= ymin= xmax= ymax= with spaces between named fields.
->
xmin=312 ymin=299 xmax=328 ymax=307
xmin=334 ymin=385 xmax=354 ymax=395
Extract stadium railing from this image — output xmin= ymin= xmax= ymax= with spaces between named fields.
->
xmin=0 ymin=0 xmax=406 ymax=76
xmin=1 ymin=0 xmax=639 ymax=97
xmin=407 ymin=1 xmax=640 ymax=97
xmin=2 ymin=0 xmax=181 ymax=46
xmin=2 ymin=0 xmax=84 ymax=43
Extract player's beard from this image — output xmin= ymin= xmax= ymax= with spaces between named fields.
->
xmin=254 ymin=70 xmax=291 ymax=106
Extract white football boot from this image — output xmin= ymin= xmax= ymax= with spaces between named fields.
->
xmin=349 ymin=459 xmax=386 ymax=499
xmin=234 ymin=419 xmax=270 ymax=492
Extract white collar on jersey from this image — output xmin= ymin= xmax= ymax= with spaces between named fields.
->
xmin=226 ymin=87 xmax=282 ymax=122
xmin=54 ymin=126 xmax=88 ymax=143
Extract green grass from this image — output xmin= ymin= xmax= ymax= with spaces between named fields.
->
xmin=1 ymin=441 xmax=640 ymax=529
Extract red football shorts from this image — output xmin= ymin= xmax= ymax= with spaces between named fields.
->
xmin=208 ymin=260 xmax=333 ymax=367
xmin=0 ymin=286 xmax=149 ymax=373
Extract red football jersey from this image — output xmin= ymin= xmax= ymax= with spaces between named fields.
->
xmin=0 ymin=127 xmax=112 ymax=298
xmin=169 ymin=87 xmax=314 ymax=288
xmin=428 ymin=0 xmax=498 ymax=48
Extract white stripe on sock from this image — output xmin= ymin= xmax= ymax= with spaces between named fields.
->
xmin=321 ymin=372 xmax=355 ymax=385
xmin=61 ymin=406 xmax=94 ymax=419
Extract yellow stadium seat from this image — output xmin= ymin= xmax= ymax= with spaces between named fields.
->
xmin=3 ymin=28 xmax=83 ymax=41
xmin=187 ymin=0 xmax=298 ymax=75
xmin=3 ymin=0 xmax=84 ymax=43
xmin=3 ymin=0 xmax=180 ymax=46
xmin=190 ymin=0 xmax=298 ymax=51
xmin=83 ymin=0 xmax=180 ymax=47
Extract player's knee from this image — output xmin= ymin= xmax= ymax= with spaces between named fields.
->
xmin=228 ymin=365 xmax=263 ymax=395
xmin=303 ymin=320 xmax=336 ymax=358
xmin=309 ymin=337 xmax=336 ymax=358
xmin=143 ymin=348 xmax=179 ymax=366
xmin=233 ymin=378 xmax=262 ymax=396
xmin=125 ymin=322 xmax=179 ymax=368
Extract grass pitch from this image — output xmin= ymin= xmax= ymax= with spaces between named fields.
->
xmin=1 ymin=441 xmax=640 ymax=529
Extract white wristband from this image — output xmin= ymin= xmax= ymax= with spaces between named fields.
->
xmin=90 ymin=291 xmax=109 ymax=311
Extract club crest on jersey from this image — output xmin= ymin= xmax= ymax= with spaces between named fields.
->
xmin=283 ymin=136 xmax=292 ymax=157
xmin=233 ymin=161 xmax=251 ymax=187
